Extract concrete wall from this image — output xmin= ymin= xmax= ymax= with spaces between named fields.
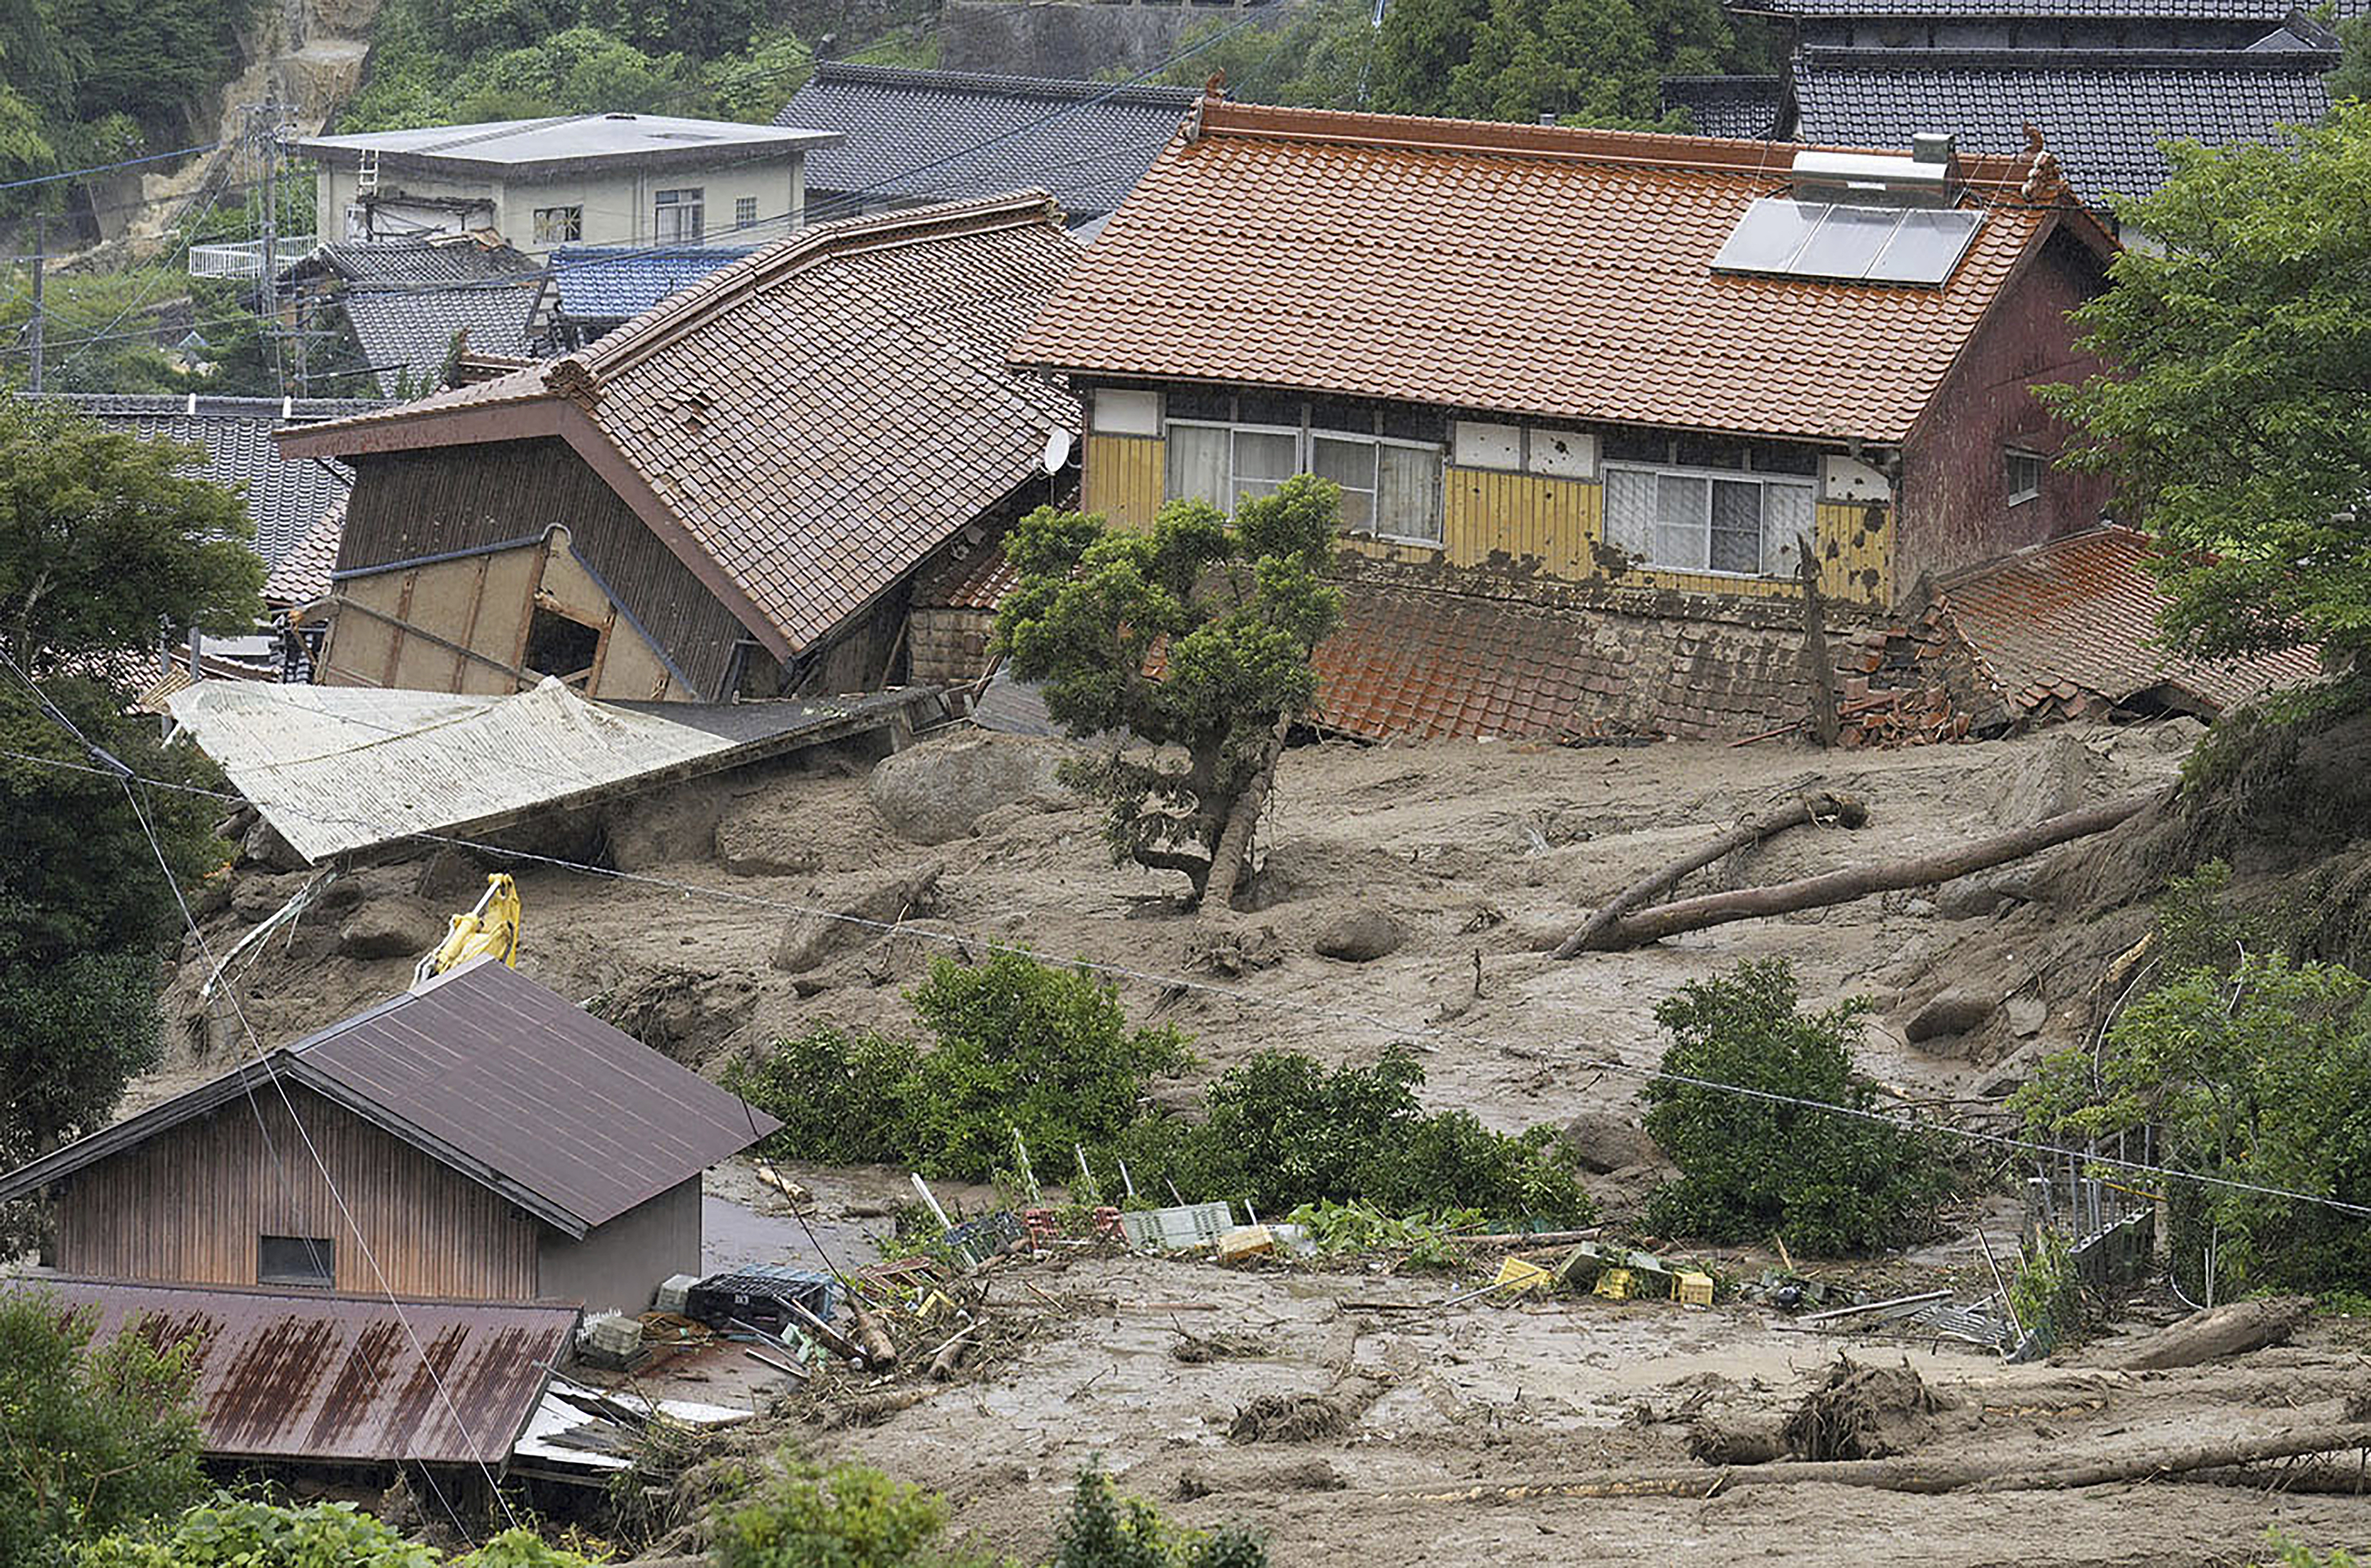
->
xmin=1896 ymin=228 xmax=2116 ymax=595
xmin=942 ymin=0 xmax=1300 ymax=77
xmin=536 ymin=1175 xmax=702 ymax=1315
xmin=319 ymin=155 xmax=806 ymax=257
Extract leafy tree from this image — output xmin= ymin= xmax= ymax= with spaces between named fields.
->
xmin=1052 ymin=1468 xmax=1267 ymax=1568
xmin=1641 ymin=960 xmax=1956 ymax=1254
xmin=1169 ymin=0 xmax=1386 ymax=110
xmin=0 ymin=1291 xmax=204 ymax=1564
xmin=0 ymin=398 xmax=259 ymax=1241
xmin=1365 ymin=0 xmax=1771 ymax=123
xmin=992 ymin=480 xmax=1344 ymax=908
xmin=2332 ymin=16 xmax=2371 ymax=106
xmin=2015 ymin=952 xmax=2371 ymax=1298
xmin=2043 ymin=101 xmax=2371 ymax=665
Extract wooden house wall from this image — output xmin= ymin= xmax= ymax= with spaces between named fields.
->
xmin=334 ymin=439 xmax=751 ymax=699
xmin=1083 ymin=431 xmax=1894 ymax=607
xmin=55 ymin=1084 xmax=540 ymax=1300
xmin=1896 ymin=228 xmax=2116 ymax=596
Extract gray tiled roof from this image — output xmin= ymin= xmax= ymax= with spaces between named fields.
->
xmin=1660 ymin=75 xmax=1788 ymax=137
xmin=36 ymin=393 xmax=387 ymax=565
xmin=1791 ymin=48 xmax=2337 ymax=202
xmin=288 ymin=235 xmax=538 ymax=289
xmin=547 ymin=245 xmax=756 ymax=325
xmin=344 ymin=281 xmax=542 ymax=396
xmin=779 ymin=63 xmax=1196 ymax=219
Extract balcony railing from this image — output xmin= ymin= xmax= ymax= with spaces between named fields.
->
xmin=187 ymin=236 xmax=317 ymax=280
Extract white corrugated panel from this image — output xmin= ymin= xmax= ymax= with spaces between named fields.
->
xmin=165 ymin=677 xmax=868 ymax=862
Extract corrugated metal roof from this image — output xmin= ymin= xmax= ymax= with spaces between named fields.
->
xmin=11 ymin=1277 xmax=574 ymax=1465
xmin=164 ymin=676 xmax=928 ymax=863
xmin=0 ymin=959 xmax=782 ymax=1234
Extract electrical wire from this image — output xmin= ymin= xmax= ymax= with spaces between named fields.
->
xmin=5 ymin=729 xmax=2366 ymax=1222
xmin=0 ymin=140 xmax=226 ymax=193
xmin=0 ymin=651 xmax=525 ymax=1536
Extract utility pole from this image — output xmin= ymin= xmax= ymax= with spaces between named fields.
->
xmin=256 ymin=101 xmax=285 ymax=398
xmin=27 ymin=215 xmax=43 ymax=394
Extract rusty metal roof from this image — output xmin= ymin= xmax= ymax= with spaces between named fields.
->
xmin=1937 ymin=524 xmax=2321 ymax=715
xmin=12 ymin=1277 xmax=575 ymax=1465
xmin=0 ymin=959 xmax=780 ymax=1236
xmin=1014 ymin=100 xmax=2117 ymax=444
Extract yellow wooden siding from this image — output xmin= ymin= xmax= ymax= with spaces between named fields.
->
xmin=1089 ymin=440 xmax=1894 ymax=606
xmin=1083 ymin=434 xmax=1164 ymax=528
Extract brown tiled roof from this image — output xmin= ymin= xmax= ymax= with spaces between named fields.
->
xmin=1312 ymin=583 xmax=1602 ymax=740
xmin=10 ymin=1278 xmax=574 ymax=1465
xmin=1014 ymin=101 xmax=2114 ymax=443
xmin=262 ymin=491 xmax=345 ymax=607
xmin=916 ymin=537 xmax=1020 ymax=610
xmin=282 ymin=195 xmax=1082 ymax=655
xmin=1936 ymin=524 xmax=2321 ymax=715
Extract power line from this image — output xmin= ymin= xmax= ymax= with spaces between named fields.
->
xmin=0 ymin=655 xmax=527 ymax=1534
xmin=0 ymin=139 xmax=225 ymax=194
xmin=5 ymin=732 xmax=2366 ymax=1222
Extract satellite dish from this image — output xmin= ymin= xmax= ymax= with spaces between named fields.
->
xmin=1041 ymin=427 xmax=1075 ymax=475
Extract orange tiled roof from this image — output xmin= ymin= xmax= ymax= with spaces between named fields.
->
xmin=1937 ymin=524 xmax=2321 ymax=715
xmin=283 ymin=195 xmax=1082 ymax=656
xmin=1014 ymin=101 xmax=2113 ymax=444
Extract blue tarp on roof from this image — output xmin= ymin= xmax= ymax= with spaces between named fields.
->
xmin=548 ymin=245 xmax=758 ymax=323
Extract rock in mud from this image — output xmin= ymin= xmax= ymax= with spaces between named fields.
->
xmin=868 ymin=733 xmax=1068 ymax=844
xmin=771 ymin=863 xmax=944 ymax=974
xmin=712 ymin=812 xmax=825 ymax=878
xmin=1906 ymin=987 xmax=1995 ymax=1042
xmin=2005 ymin=996 xmax=2048 ymax=1037
xmin=1313 ymin=908 xmax=1407 ymax=962
xmin=1561 ymin=1111 xmax=1663 ymax=1175
xmin=336 ymin=895 xmax=449 ymax=960
xmin=1176 ymin=1457 xmax=1344 ymax=1498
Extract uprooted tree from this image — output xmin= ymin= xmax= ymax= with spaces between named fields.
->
xmin=991 ymin=478 xmax=1344 ymax=908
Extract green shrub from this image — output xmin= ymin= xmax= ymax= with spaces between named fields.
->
xmin=1641 ymin=961 xmax=1956 ymax=1255
xmin=79 ymin=1500 xmax=601 ymax=1567
xmin=724 ymin=951 xmax=1191 ymax=1180
xmin=711 ymin=1460 xmax=996 ymax=1568
xmin=1110 ymin=1046 xmax=1594 ymax=1227
xmin=1 ymin=1292 xmax=204 ymax=1567
xmin=1050 ymin=1469 xmax=1267 ymax=1568
xmin=2261 ymin=1532 xmax=2361 ymax=1568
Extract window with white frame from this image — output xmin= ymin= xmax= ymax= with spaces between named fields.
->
xmin=735 ymin=195 xmax=759 ymax=230
xmin=1603 ymin=463 xmax=1816 ymax=577
xmin=1164 ymin=398 xmax=1443 ymax=543
xmin=532 ymin=205 xmax=582 ymax=244
xmin=2005 ymin=447 xmax=2044 ymax=506
xmin=654 ymin=187 xmax=704 ymax=242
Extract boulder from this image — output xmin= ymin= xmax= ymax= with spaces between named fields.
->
xmin=1905 ymin=987 xmax=1996 ymax=1042
xmin=2005 ymin=996 xmax=2049 ymax=1038
xmin=868 ymin=734 xmax=1069 ymax=845
xmin=239 ymin=816 xmax=309 ymax=872
xmin=1561 ymin=1111 xmax=1663 ymax=1175
xmin=230 ymin=870 xmax=316 ymax=922
xmin=772 ymin=862 xmax=944 ymax=974
xmin=336 ymin=895 xmax=450 ymax=961
xmin=1313 ymin=908 xmax=1407 ymax=963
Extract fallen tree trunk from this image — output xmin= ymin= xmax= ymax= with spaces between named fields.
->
xmin=1560 ymin=789 xmax=2161 ymax=954
xmin=1553 ymin=791 xmax=1868 ymax=959
xmin=1377 ymin=1420 xmax=2371 ymax=1502
xmin=2118 ymin=1295 xmax=2313 ymax=1371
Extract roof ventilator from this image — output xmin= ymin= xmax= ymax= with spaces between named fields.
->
xmin=1714 ymin=132 xmax=1983 ymax=287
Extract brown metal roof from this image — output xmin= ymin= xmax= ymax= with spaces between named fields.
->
xmin=14 ymin=1277 xmax=575 ymax=1465
xmin=0 ymin=959 xmax=780 ymax=1235
xmin=1937 ymin=524 xmax=2321 ymax=715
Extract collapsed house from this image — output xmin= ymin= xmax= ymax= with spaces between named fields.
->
xmin=1003 ymin=97 xmax=2307 ymax=740
xmin=276 ymin=194 xmax=1083 ymax=703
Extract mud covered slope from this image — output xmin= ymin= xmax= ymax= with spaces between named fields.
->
xmin=156 ymin=720 xmax=2200 ymax=1135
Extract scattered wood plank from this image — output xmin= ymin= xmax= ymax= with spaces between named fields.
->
xmin=1560 ymin=790 xmax=2160 ymax=953
xmin=1553 ymin=792 xmax=1868 ymax=958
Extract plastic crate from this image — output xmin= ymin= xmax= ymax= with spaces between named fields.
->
xmin=1119 ymin=1201 xmax=1236 ymax=1252
xmin=944 ymin=1210 xmax=1024 ymax=1267
xmin=686 ymin=1265 xmax=837 ymax=1335
xmin=653 ymin=1272 xmax=700 ymax=1315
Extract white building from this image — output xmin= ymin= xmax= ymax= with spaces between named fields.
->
xmin=298 ymin=113 xmax=843 ymax=259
